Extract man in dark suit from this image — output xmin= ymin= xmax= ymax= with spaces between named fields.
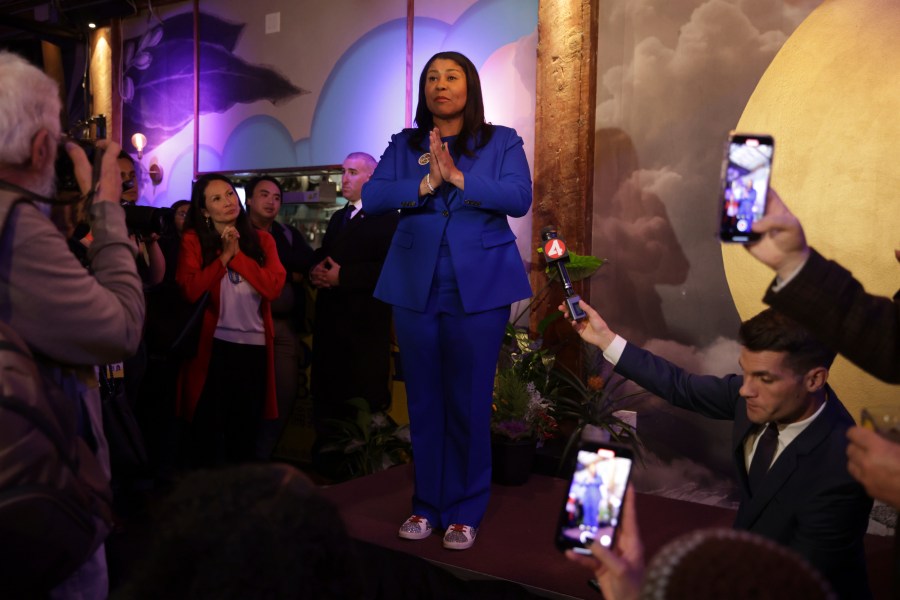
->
xmin=245 ymin=176 xmax=315 ymax=459
xmin=748 ymin=188 xmax=899 ymax=598
xmin=309 ymin=153 xmax=399 ymax=460
xmin=563 ymin=301 xmax=872 ymax=599
xmin=748 ymin=187 xmax=900 ymax=505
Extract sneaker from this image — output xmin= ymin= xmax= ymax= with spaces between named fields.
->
xmin=443 ymin=524 xmax=477 ymax=550
xmin=398 ymin=515 xmax=432 ymax=540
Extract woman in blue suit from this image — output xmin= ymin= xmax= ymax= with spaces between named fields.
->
xmin=363 ymin=51 xmax=532 ymax=550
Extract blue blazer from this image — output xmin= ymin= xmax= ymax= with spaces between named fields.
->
xmin=362 ymin=126 xmax=533 ymax=313
xmin=614 ymin=342 xmax=872 ymax=599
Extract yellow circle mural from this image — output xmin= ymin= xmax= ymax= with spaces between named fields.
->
xmin=723 ymin=0 xmax=900 ymax=410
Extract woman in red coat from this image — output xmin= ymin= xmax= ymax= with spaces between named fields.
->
xmin=176 ymin=173 xmax=285 ymax=466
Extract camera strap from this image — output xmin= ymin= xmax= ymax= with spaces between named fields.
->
xmin=0 ymin=179 xmax=86 ymax=206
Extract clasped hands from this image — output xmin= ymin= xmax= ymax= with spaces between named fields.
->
xmin=219 ymin=225 xmax=240 ymax=265
xmin=423 ymin=127 xmax=464 ymax=195
xmin=310 ymin=257 xmax=340 ymax=288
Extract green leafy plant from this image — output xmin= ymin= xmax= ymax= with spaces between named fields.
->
xmin=318 ymin=398 xmax=412 ymax=480
xmin=509 ymin=249 xmax=606 ymax=332
xmin=538 ymin=247 xmax=607 ymax=284
xmin=550 ymin=364 xmax=644 ymax=470
xmin=492 ymin=366 xmax=558 ymax=442
xmin=497 ymin=245 xmax=641 ymax=470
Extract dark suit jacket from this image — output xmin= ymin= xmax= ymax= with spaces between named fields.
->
xmin=764 ymin=248 xmax=900 ymax=384
xmin=615 ymin=342 xmax=873 ymax=599
xmin=267 ymin=221 xmax=314 ymax=332
xmin=310 ymin=206 xmax=399 ymax=412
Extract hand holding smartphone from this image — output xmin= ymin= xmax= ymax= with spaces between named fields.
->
xmin=717 ymin=132 xmax=774 ymax=243
xmin=555 ymin=441 xmax=634 ymax=555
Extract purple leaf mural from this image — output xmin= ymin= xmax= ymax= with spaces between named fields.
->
xmin=122 ymin=11 xmax=308 ymax=153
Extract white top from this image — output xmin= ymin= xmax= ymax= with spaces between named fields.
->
xmin=215 ymin=269 xmax=264 ymax=345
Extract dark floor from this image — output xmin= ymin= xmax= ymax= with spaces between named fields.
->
xmin=104 ymin=457 xmax=328 ymax=597
xmin=106 ymin=457 xmax=895 ymax=600
xmin=322 ymin=464 xmax=895 ymax=600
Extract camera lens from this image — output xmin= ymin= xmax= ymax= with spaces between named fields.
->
xmin=123 ymin=205 xmax=173 ymax=236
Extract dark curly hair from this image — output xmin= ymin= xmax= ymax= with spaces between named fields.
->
xmin=116 ymin=464 xmax=363 ymax=600
xmin=407 ymin=50 xmax=494 ymax=158
xmin=184 ymin=173 xmax=264 ymax=267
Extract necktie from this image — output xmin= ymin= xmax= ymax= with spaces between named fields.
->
xmin=337 ymin=206 xmax=354 ymax=232
xmin=748 ymin=423 xmax=778 ymax=494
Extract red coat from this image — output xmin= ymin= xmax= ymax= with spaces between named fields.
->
xmin=175 ymin=229 xmax=286 ymax=421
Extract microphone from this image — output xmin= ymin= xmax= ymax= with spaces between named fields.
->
xmin=540 ymin=226 xmax=587 ymax=321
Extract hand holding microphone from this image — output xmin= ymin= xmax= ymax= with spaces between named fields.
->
xmin=541 ymin=226 xmax=587 ymax=321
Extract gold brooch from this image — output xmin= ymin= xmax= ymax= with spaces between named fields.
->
xmin=418 ymin=153 xmax=430 ymax=165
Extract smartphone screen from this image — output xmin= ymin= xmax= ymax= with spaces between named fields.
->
xmin=717 ymin=132 xmax=774 ymax=243
xmin=555 ymin=442 xmax=633 ymax=554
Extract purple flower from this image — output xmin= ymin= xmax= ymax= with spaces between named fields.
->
xmin=492 ymin=419 xmax=533 ymax=441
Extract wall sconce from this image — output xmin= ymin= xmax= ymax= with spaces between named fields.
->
xmin=131 ymin=132 xmax=147 ymax=160
xmin=149 ymin=163 xmax=164 ymax=186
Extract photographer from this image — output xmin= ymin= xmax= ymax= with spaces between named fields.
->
xmin=118 ymin=151 xmax=165 ymax=288
xmin=0 ymin=51 xmax=144 ymax=598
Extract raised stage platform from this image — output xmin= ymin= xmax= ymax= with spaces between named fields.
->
xmin=320 ymin=464 xmax=894 ymax=599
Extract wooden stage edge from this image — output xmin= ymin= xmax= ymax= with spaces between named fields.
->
xmin=319 ymin=464 xmax=893 ymax=599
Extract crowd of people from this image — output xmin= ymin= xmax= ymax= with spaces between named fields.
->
xmin=1 ymin=43 xmax=898 ymax=599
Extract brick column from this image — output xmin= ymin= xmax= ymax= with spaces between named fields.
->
xmin=531 ymin=0 xmax=598 ymax=370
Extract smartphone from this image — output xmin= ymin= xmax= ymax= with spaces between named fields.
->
xmin=717 ymin=132 xmax=774 ymax=243
xmin=555 ymin=441 xmax=633 ymax=555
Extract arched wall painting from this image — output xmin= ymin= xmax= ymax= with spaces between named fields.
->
xmin=120 ymin=0 xmax=538 ymax=222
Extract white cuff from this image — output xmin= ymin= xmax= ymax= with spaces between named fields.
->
xmin=772 ymin=255 xmax=810 ymax=292
xmin=603 ymin=334 xmax=627 ymax=366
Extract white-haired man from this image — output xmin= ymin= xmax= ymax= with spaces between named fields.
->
xmin=0 ymin=51 xmax=144 ymax=598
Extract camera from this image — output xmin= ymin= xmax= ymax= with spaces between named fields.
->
xmin=122 ymin=204 xmax=174 ymax=237
xmin=55 ymin=139 xmax=99 ymax=197
xmin=55 ymin=115 xmax=107 ymax=199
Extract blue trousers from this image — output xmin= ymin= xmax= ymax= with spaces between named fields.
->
xmin=394 ymin=247 xmax=509 ymax=529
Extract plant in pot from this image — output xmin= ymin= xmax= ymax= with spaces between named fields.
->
xmin=550 ymin=361 xmax=644 ymax=475
xmin=499 ymin=245 xmax=642 ymax=475
xmin=491 ymin=361 xmax=558 ymax=485
xmin=317 ymin=398 xmax=413 ymax=481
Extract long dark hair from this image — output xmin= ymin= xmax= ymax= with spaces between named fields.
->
xmin=408 ymin=51 xmax=494 ymax=158
xmin=184 ymin=173 xmax=265 ymax=267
